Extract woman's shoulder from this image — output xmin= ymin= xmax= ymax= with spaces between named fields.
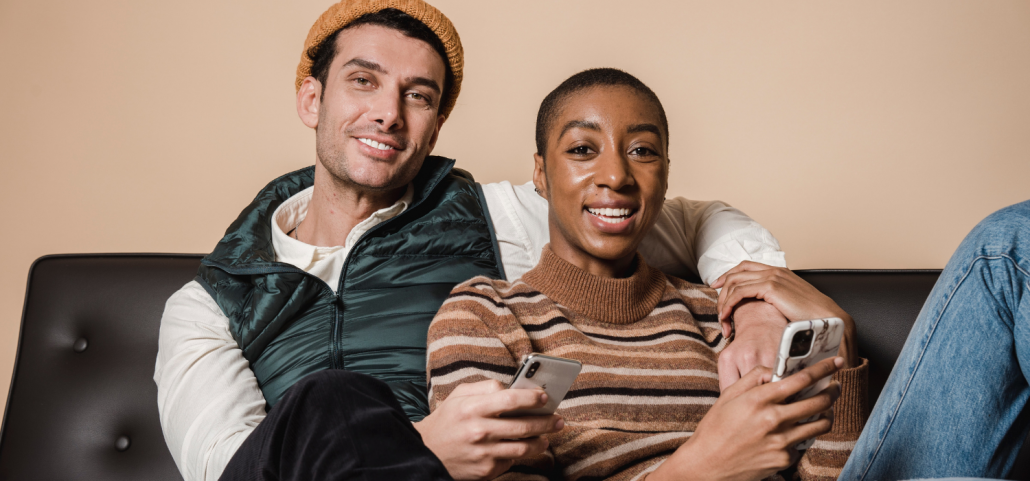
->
xmin=661 ymin=272 xmax=719 ymax=306
xmin=447 ymin=275 xmax=542 ymax=303
xmin=434 ymin=276 xmax=539 ymax=355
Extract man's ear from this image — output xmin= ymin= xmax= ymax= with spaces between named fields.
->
xmin=426 ymin=113 xmax=447 ymax=153
xmin=532 ymin=153 xmax=547 ymax=200
xmin=297 ymin=77 xmax=322 ymax=129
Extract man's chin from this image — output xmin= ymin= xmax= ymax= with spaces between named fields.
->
xmin=317 ymin=151 xmax=425 ymax=193
xmin=343 ymin=169 xmax=417 ymax=192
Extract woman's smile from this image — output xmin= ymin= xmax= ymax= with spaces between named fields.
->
xmin=584 ymin=204 xmax=639 ymax=232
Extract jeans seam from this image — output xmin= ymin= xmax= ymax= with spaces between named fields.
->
xmin=857 ymin=254 xmax=1024 ymax=480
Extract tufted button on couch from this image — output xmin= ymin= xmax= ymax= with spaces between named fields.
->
xmin=1 ymin=255 xmax=1027 ymax=479
xmin=0 ymin=255 xmax=195 ymax=480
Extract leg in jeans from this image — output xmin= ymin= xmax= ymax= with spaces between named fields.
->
xmin=219 ymin=370 xmax=453 ymax=481
xmin=840 ymin=200 xmax=1030 ymax=480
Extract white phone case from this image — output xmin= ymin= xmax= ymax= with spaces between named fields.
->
xmin=501 ymin=353 xmax=582 ymax=417
xmin=771 ymin=318 xmax=844 ymax=450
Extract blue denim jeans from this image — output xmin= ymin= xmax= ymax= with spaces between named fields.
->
xmin=839 ymin=200 xmax=1030 ymax=480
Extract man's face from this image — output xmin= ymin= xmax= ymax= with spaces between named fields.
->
xmin=534 ymin=85 xmax=669 ymax=268
xmin=312 ymin=25 xmax=447 ymax=192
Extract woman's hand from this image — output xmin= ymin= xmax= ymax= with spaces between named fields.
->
xmin=712 ymin=261 xmax=858 ymax=368
xmin=414 ymin=380 xmax=563 ymax=480
xmin=717 ymin=300 xmax=787 ymax=391
xmin=647 ymin=357 xmax=844 ymax=481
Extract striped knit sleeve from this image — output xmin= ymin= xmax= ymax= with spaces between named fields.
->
xmin=427 ymin=278 xmax=556 ymax=480
xmin=797 ymin=357 xmax=869 ymax=481
xmin=427 ymin=277 xmax=523 ymax=410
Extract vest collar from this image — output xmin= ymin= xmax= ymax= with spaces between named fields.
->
xmin=203 ymin=156 xmax=457 ymax=273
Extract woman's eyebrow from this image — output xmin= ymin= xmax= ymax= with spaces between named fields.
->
xmin=627 ymin=123 xmax=662 ymax=137
xmin=559 ymin=120 xmax=601 ymax=140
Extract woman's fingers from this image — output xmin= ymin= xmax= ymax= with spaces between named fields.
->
xmin=762 ymin=357 xmax=843 ymax=404
xmin=489 ymin=436 xmax=551 ymax=460
xmin=712 ymin=261 xmax=776 ymax=288
xmin=781 ymin=414 xmax=834 ymax=447
xmin=720 ymin=273 xmax=844 ymax=323
xmin=777 ymin=381 xmax=841 ymax=423
xmin=721 ymin=365 xmax=773 ymax=400
xmin=716 ymin=271 xmax=771 ymax=316
xmin=719 ymin=279 xmax=778 ymax=321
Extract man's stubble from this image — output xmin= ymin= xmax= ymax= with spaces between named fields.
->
xmin=314 ymin=108 xmax=427 ymax=195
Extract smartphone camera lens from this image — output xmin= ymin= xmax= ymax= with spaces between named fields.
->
xmin=526 ymin=362 xmax=541 ymax=379
xmin=789 ymin=329 xmax=814 ymax=357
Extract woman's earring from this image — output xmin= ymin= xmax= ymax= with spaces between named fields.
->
xmin=534 ymin=187 xmax=542 ymax=195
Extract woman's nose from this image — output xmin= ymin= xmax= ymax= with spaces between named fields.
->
xmin=594 ymin=151 xmax=633 ymax=191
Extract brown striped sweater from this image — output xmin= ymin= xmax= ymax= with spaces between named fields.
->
xmin=427 ymin=246 xmax=868 ymax=481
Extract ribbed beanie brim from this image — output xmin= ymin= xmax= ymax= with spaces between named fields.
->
xmin=296 ymin=0 xmax=463 ymax=118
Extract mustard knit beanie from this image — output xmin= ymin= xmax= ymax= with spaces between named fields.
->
xmin=296 ymin=0 xmax=464 ymax=118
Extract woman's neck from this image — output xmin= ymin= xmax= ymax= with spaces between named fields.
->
xmin=521 ymin=246 xmax=667 ymax=324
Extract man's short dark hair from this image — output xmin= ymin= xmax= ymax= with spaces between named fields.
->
xmin=308 ymin=8 xmax=453 ymax=109
xmin=535 ymin=68 xmax=669 ymax=156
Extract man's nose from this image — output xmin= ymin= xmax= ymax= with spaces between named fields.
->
xmin=594 ymin=150 xmax=634 ymax=191
xmin=367 ymin=91 xmax=404 ymax=131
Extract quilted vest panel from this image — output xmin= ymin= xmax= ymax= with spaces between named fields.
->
xmin=196 ymin=156 xmax=503 ymax=420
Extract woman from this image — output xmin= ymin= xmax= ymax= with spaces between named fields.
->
xmin=427 ymin=68 xmax=867 ymax=481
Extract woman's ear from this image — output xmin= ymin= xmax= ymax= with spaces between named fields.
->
xmin=663 ymin=157 xmax=671 ymax=196
xmin=532 ymin=153 xmax=548 ymax=199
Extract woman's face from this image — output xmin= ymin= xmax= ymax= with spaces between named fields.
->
xmin=534 ymin=85 xmax=669 ymax=277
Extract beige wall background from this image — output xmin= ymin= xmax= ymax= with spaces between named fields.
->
xmin=1 ymin=0 xmax=1027 ymax=419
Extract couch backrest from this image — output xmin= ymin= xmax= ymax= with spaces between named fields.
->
xmin=0 ymin=255 xmax=201 ymax=480
xmin=794 ymin=269 xmax=942 ymax=402
xmin=1 ymin=256 xmax=1024 ymax=479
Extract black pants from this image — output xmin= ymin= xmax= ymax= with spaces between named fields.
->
xmin=220 ymin=370 xmax=453 ymax=481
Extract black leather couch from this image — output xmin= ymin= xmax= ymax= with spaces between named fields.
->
xmin=1 ymin=254 xmax=1026 ymax=479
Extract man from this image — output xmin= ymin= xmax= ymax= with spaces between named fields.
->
xmin=154 ymin=1 xmax=791 ymax=480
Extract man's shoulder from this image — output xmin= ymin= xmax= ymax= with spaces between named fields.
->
xmin=253 ymin=166 xmax=316 ymax=203
xmin=164 ymin=280 xmax=227 ymax=323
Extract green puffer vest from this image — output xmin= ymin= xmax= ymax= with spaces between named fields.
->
xmin=196 ymin=156 xmax=504 ymax=421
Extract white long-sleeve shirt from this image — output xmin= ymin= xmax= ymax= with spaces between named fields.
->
xmin=154 ymin=181 xmax=786 ymax=481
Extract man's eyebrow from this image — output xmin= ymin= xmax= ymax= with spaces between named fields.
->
xmin=406 ymin=76 xmax=441 ymax=94
xmin=559 ymin=120 xmax=601 ymax=140
xmin=341 ymin=57 xmax=386 ymax=73
xmin=627 ymin=123 xmax=662 ymax=138
xmin=340 ymin=58 xmax=440 ymax=94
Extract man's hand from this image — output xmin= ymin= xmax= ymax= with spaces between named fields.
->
xmin=712 ymin=261 xmax=858 ymax=368
xmin=647 ymin=357 xmax=844 ymax=481
xmin=414 ymin=380 xmax=564 ymax=480
xmin=717 ymin=300 xmax=787 ymax=391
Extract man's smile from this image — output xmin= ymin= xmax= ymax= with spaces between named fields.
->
xmin=357 ymin=137 xmax=399 ymax=151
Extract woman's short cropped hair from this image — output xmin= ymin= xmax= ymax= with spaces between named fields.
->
xmin=535 ymin=68 xmax=669 ymax=156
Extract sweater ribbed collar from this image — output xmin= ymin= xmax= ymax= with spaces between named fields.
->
xmin=521 ymin=245 xmax=668 ymax=324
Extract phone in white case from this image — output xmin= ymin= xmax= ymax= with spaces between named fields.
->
xmin=771 ymin=317 xmax=844 ymax=450
xmin=500 ymin=353 xmax=582 ymax=417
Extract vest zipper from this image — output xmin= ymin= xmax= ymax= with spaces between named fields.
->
xmin=331 ymin=179 xmax=442 ymax=370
